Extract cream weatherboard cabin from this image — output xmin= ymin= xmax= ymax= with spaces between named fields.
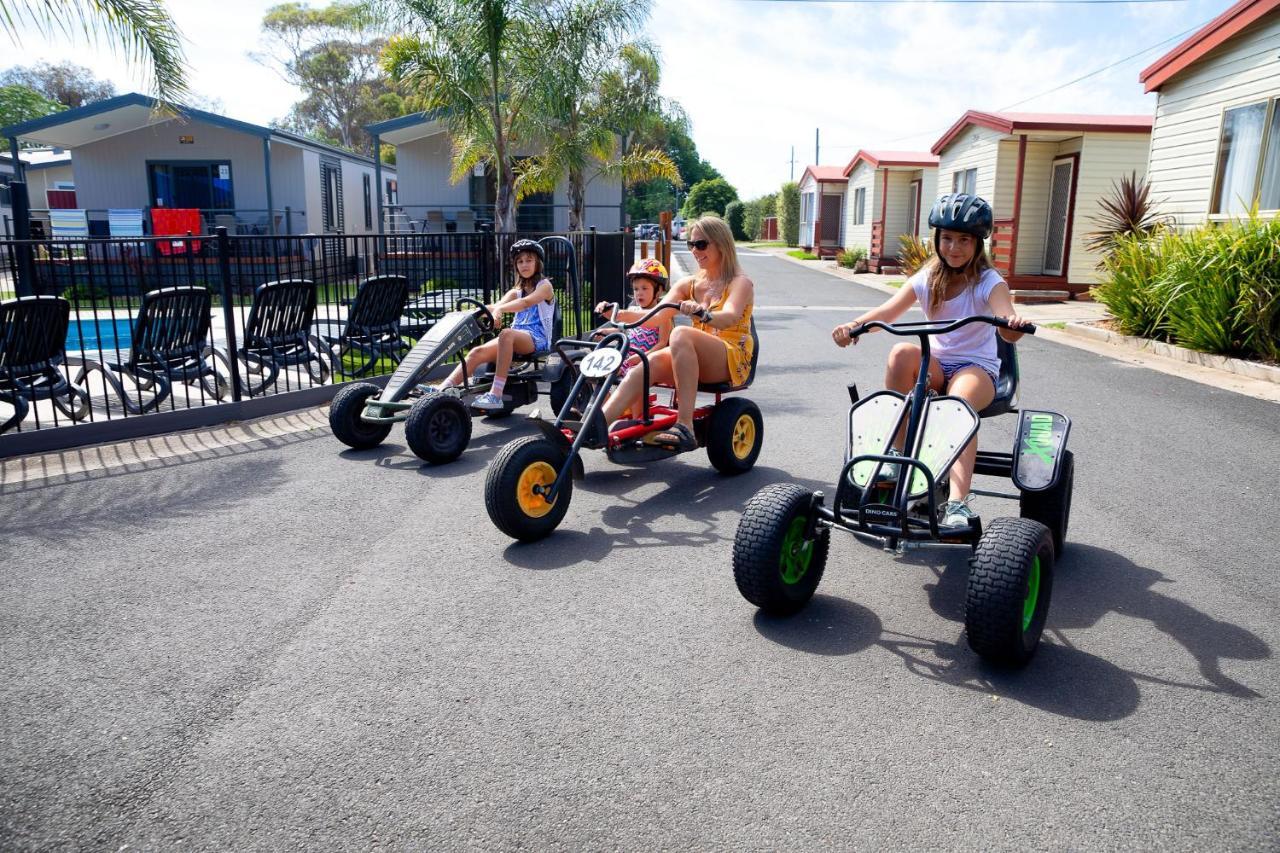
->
xmin=932 ymin=111 xmax=1152 ymax=298
xmin=840 ymin=150 xmax=939 ymax=273
xmin=797 ymin=165 xmax=847 ymax=256
xmin=1139 ymin=0 xmax=1280 ymax=228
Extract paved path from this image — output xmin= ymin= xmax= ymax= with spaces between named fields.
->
xmin=2 ymin=252 xmax=1277 ymax=850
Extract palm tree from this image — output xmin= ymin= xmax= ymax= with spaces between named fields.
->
xmin=522 ymin=3 xmax=680 ymax=231
xmin=379 ymin=0 xmax=541 ymax=234
xmin=0 ymin=0 xmax=188 ymax=103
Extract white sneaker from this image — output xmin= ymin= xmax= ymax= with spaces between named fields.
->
xmin=942 ymin=494 xmax=977 ymax=527
xmin=471 ymin=391 xmax=506 ymax=412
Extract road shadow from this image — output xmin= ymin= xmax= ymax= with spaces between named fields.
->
xmin=334 ymin=419 xmax=540 ymax=479
xmin=500 ymin=465 xmax=829 ymax=569
xmin=752 ymin=595 xmax=882 ymax=657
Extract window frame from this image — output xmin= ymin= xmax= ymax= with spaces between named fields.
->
xmin=853 ymin=186 xmax=866 ymax=226
xmin=952 ymin=168 xmax=977 ymax=196
xmin=1209 ymin=96 xmax=1280 ymax=218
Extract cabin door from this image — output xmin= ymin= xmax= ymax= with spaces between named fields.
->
xmin=1043 ymin=157 xmax=1075 ymax=276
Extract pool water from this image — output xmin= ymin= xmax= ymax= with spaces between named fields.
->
xmin=66 ymin=318 xmax=134 ymax=352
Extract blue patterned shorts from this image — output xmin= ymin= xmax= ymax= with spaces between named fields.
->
xmin=940 ymin=359 xmax=999 ymax=388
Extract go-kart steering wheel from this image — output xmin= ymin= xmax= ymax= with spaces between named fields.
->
xmin=456 ymin=296 xmax=497 ymax=332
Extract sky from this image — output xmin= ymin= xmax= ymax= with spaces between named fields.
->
xmin=2 ymin=0 xmax=1228 ymax=198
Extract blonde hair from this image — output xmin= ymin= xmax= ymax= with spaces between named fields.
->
xmin=923 ymin=231 xmax=992 ymax=312
xmin=688 ymin=215 xmax=742 ymax=286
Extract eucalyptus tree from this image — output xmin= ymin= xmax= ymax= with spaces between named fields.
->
xmin=0 ymin=0 xmax=187 ymax=103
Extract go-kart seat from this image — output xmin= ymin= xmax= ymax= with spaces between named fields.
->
xmin=977 ymin=336 xmax=1019 ymax=418
xmin=697 ymin=317 xmax=760 ymax=393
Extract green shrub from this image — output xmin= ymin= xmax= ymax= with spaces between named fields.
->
xmin=61 ymin=282 xmax=110 ymax=303
xmin=837 ymin=247 xmax=866 ymax=269
xmin=777 ymin=182 xmax=800 ymax=247
xmin=787 ymin=249 xmax=819 ymax=260
xmin=1093 ymin=213 xmax=1280 ymax=361
xmin=725 ymin=201 xmax=747 ymax=240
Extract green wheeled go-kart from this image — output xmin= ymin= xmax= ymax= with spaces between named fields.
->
xmin=732 ymin=315 xmax=1073 ymax=666
xmin=484 ymin=302 xmax=763 ymax=542
xmin=327 ymin=236 xmax=581 ymax=464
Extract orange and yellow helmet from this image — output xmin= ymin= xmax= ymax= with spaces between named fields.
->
xmin=625 ymin=258 xmax=669 ymax=289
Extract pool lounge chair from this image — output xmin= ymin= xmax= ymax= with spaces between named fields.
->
xmin=107 ymin=209 xmax=146 ymax=238
xmin=313 ymin=275 xmax=412 ymax=378
xmin=0 ymin=296 xmax=91 ymax=433
xmin=71 ymin=286 xmax=230 ymax=414
xmin=237 ymin=279 xmax=330 ymax=395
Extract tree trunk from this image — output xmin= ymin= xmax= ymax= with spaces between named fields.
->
xmin=568 ymin=168 xmax=586 ymax=232
xmin=495 ymin=166 xmax=517 ymax=234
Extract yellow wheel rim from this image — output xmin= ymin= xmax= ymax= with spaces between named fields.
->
xmin=731 ymin=413 xmax=757 ymax=459
xmin=516 ymin=461 xmax=557 ymax=518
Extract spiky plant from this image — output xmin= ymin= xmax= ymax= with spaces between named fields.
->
xmin=897 ymin=234 xmax=933 ymax=275
xmin=1086 ymin=171 xmax=1171 ymax=254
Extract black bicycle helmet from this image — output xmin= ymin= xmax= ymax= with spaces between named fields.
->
xmin=928 ymin=193 xmax=994 ymax=240
xmin=509 ymin=238 xmax=545 ymax=262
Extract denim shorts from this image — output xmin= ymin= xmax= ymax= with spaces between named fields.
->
xmin=512 ymin=323 xmax=549 ymax=353
xmin=940 ymin=359 xmax=999 ymax=388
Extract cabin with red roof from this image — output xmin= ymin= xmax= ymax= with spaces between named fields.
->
xmin=840 ymin=150 xmax=940 ymax=273
xmin=931 ymin=111 xmax=1152 ymax=299
xmin=797 ymin=165 xmax=848 ymax=257
xmin=1139 ymin=0 xmax=1280 ymax=227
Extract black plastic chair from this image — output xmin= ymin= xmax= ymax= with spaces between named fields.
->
xmin=0 ymin=295 xmax=90 ymax=433
xmin=72 ymin=286 xmax=229 ymax=414
xmin=977 ymin=336 xmax=1020 ymax=418
xmin=314 ymin=274 xmax=412 ymax=378
xmin=238 ymin=279 xmax=329 ymax=395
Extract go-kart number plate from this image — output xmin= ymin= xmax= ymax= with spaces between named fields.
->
xmin=580 ymin=348 xmax=623 ymax=378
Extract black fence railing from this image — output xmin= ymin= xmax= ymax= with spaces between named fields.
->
xmin=0 ymin=228 xmax=631 ymax=440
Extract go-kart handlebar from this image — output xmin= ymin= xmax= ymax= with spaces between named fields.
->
xmin=591 ymin=301 xmax=693 ymax=335
xmin=847 ymin=314 xmax=1036 ymax=340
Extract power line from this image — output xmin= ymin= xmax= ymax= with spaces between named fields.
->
xmin=809 ymin=18 xmax=1203 ymax=154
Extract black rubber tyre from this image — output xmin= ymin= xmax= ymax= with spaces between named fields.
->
xmin=706 ymin=397 xmax=764 ymax=475
xmin=733 ymin=483 xmax=830 ymax=616
xmin=1020 ymin=449 xmax=1074 ymax=555
xmin=548 ymin=360 xmax=591 ymax=417
xmin=404 ymin=394 xmax=472 ymax=464
xmin=329 ymin=382 xmax=392 ymax=449
xmin=965 ymin=517 xmax=1055 ymax=666
xmin=485 ymin=436 xmax=573 ymax=542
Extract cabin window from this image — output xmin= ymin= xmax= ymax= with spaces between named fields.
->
xmin=853 ymin=187 xmax=866 ymax=226
xmin=1213 ymin=99 xmax=1279 ymax=214
xmin=147 ymin=161 xmax=234 ymax=210
xmin=321 ymin=159 xmax=344 ymax=232
xmin=952 ymin=168 xmax=977 ymax=196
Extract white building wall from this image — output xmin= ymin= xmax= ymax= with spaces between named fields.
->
xmin=566 ymin=169 xmax=623 ymax=232
xmin=1146 ymin=14 xmax=1280 ymax=228
xmin=843 ymin=162 xmax=876 ymax=251
xmin=937 ymin=124 xmax=1002 ymax=212
xmin=917 ymin=167 xmax=939 ymax=236
xmin=1068 ymin=132 xmax=1152 ymax=283
xmin=69 ymin=118 xmax=270 ymax=212
xmin=1002 ymin=139 xmax=1059 ymax=276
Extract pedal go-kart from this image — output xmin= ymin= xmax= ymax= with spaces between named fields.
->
xmin=484 ymin=302 xmax=763 ymax=542
xmin=328 ymin=236 xmax=582 ymax=463
xmin=732 ymin=315 xmax=1073 ymax=665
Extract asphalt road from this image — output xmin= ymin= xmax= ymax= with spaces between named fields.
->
xmin=2 ymin=250 xmax=1277 ymax=850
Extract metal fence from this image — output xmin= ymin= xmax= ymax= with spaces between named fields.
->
xmin=0 ymin=227 xmax=631 ymax=448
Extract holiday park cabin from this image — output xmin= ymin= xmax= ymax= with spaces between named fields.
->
xmin=841 ymin=150 xmax=940 ymax=273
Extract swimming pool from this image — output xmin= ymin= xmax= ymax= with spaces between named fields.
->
xmin=65 ymin=318 xmax=134 ymax=352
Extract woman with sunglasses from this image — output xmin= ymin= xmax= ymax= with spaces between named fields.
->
xmin=601 ymin=215 xmax=755 ymax=453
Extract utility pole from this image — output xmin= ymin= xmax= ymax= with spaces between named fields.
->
xmin=815 ymin=128 xmax=820 ymax=165
xmin=789 ymin=146 xmax=795 ymax=182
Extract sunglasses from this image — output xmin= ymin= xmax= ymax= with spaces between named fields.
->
xmin=686 ymin=239 xmax=710 ymax=250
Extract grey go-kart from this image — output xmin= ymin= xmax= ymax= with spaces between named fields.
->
xmin=329 ymin=236 xmax=583 ymax=464
xmin=732 ymin=315 xmax=1073 ymax=666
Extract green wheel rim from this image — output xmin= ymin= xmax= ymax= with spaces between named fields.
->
xmin=1022 ymin=555 xmax=1041 ymax=632
xmin=779 ymin=516 xmax=815 ymax=585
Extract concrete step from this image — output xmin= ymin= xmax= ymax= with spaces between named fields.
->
xmin=1012 ymin=289 xmax=1070 ymax=304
